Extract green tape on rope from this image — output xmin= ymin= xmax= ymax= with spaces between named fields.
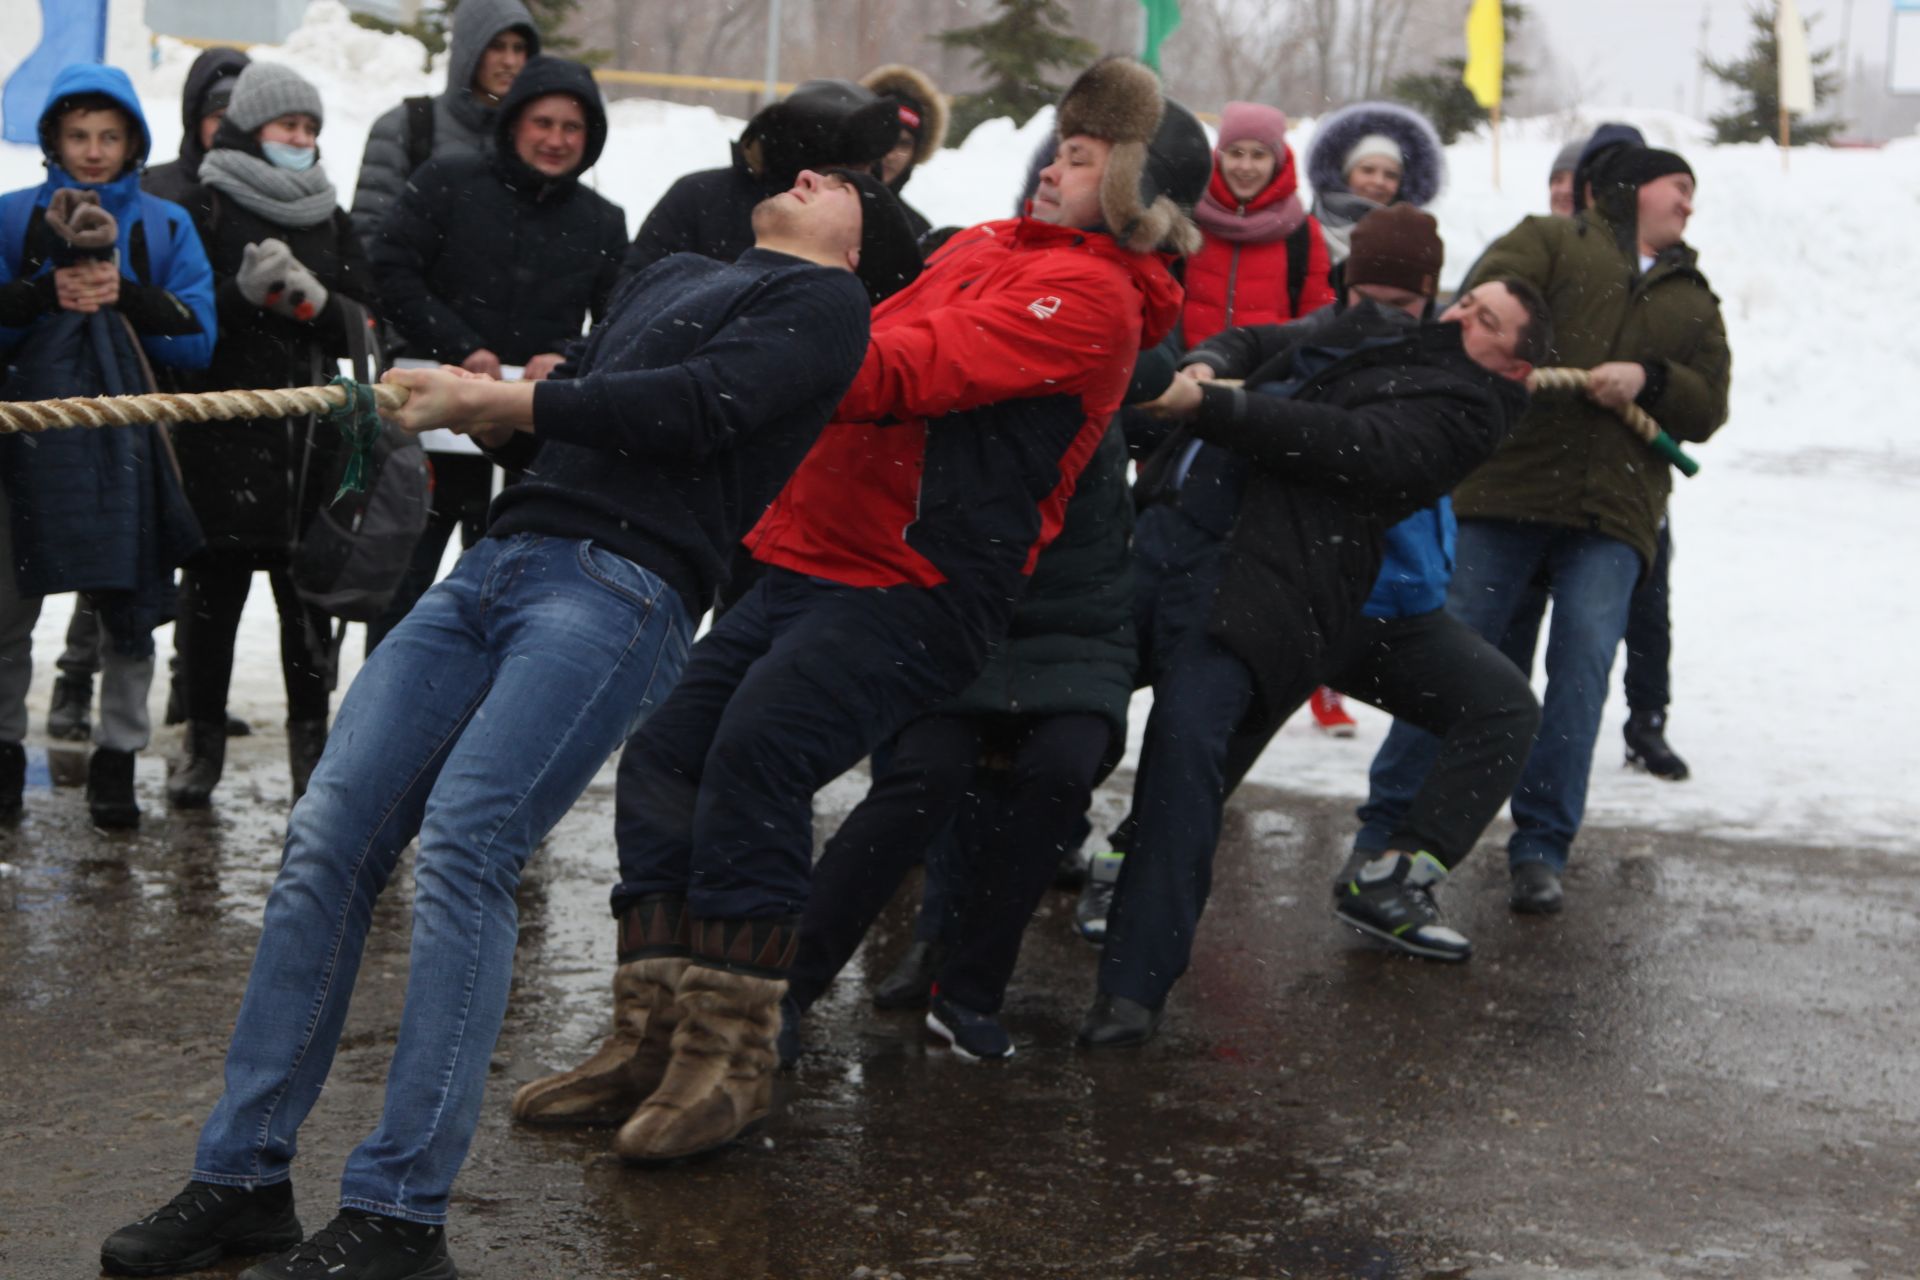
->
xmin=322 ymin=374 xmax=382 ymax=501
xmin=1650 ymin=430 xmax=1701 ymax=478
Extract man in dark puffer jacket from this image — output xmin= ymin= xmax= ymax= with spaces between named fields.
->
xmin=366 ymin=55 xmax=626 ymax=650
xmin=1085 ymin=228 xmax=1543 ymax=1047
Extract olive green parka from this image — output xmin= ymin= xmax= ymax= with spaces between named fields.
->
xmin=1456 ymin=207 xmax=1730 ymax=567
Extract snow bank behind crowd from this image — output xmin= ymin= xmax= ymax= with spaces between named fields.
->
xmin=2 ymin=1 xmax=1916 ymax=854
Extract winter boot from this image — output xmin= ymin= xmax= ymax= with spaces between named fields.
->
xmin=1624 ymin=708 xmax=1690 ymax=781
xmin=1075 ymin=991 xmax=1162 ymax=1049
xmin=1509 ymin=860 xmax=1564 ymax=915
xmin=0 ymin=740 xmax=24 ymax=823
xmin=1332 ymin=850 xmax=1472 ymax=962
xmin=100 ymin=1178 xmax=302 ymax=1276
xmin=613 ymin=916 xmax=796 ymax=1165
xmin=513 ymin=895 xmax=691 ymax=1126
xmin=87 ymin=748 xmax=141 ymax=829
xmin=46 ymin=673 xmax=93 ymax=742
xmin=286 ymin=719 xmax=328 ymax=801
xmin=167 ymin=721 xmax=227 ymax=809
xmin=1309 ymin=686 xmax=1358 ymax=737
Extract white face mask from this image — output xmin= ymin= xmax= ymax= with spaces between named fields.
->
xmin=261 ymin=140 xmax=317 ymax=172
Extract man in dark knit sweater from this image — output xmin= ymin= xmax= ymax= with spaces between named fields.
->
xmin=99 ymin=169 xmax=908 ymax=1280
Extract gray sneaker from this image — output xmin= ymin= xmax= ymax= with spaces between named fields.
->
xmin=1333 ymin=851 xmax=1472 ymax=962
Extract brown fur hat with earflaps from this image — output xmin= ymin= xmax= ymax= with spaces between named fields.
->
xmin=859 ymin=64 xmax=948 ymax=168
xmin=1053 ymin=56 xmax=1208 ymax=257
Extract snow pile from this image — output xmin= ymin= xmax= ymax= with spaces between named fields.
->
xmin=3 ymin=2 xmax=1916 ymax=853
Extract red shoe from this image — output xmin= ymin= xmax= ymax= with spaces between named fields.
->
xmin=1310 ymin=687 xmax=1357 ymax=737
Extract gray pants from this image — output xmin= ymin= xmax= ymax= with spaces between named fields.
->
xmin=0 ymin=492 xmax=153 ymax=752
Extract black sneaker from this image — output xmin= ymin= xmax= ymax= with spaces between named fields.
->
xmin=239 ymin=1209 xmax=456 ymax=1280
xmin=1624 ymin=709 xmax=1690 ymax=781
xmin=1073 ymin=850 xmax=1123 ymax=943
xmin=926 ymin=993 xmax=1013 ymax=1061
xmin=871 ymin=939 xmax=942 ymax=1010
xmin=1509 ymin=860 xmax=1565 ymax=915
xmin=101 ymin=1179 xmax=302 ymax=1276
xmin=1332 ymin=851 xmax=1471 ymax=962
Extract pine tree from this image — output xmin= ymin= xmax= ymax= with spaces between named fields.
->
xmin=1702 ymin=4 xmax=1842 ymax=144
xmin=1388 ymin=3 xmax=1529 ymax=145
xmin=937 ymin=0 xmax=1097 ymax=145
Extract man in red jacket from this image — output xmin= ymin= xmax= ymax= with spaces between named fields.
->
xmin=511 ymin=57 xmax=1207 ymax=1163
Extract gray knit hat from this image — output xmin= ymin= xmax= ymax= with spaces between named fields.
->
xmin=225 ymin=62 xmax=324 ymax=133
xmin=1550 ymin=138 xmax=1583 ymax=178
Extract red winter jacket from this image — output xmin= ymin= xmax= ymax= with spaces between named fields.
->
xmin=1179 ymin=159 xmax=1335 ymax=349
xmin=746 ymin=217 xmax=1183 ymax=592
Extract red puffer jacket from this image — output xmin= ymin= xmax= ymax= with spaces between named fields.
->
xmin=746 ymin=216 xmax=1183 ymax=592
xmin=1179 ymin=157 xmax=1335 ymax=349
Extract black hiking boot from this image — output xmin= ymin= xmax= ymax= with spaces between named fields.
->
xmin=871 ymin=939 xmax=943 ymax=1010
xmin=47 ymin=673 xmax=93 ymax=741
xmin=1509 ymin=860 xmax=1565 ymax=915
xmin=101 ymin=1179 xmax=302 ymax=1276
xmin=167 ymin=720 xmax=226 ymax=808
xmin=87 ymin=747 xmax=141 ymax=829
xmin=239 ymin=1208 xmax=456 ymax=1280
xmin=1332 ymin=850 xmax=1471 ymax=962
xmin=1624 ymin=708 xmax=1690 ymax=781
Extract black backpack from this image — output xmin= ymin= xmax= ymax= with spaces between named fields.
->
xmin=289 ymin=296 xmax=431 ymax=623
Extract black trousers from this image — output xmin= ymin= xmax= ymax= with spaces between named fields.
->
xmin=788 ymin=711 xmax=1111 ymax=1015
xmin=178 ymin=551 xmax=332 ymax=726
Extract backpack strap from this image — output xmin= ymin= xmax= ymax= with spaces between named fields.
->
xmin=1285 ymin=220 xmax=1312 ymax=318
xmin=404 ymin=96 xmax=436 ymax=175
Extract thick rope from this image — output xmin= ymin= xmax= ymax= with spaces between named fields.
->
xmin=0 ymin=380 xmax=409 ymax=435
xmin=1526 ymin=366 xmax=1700 ymax=477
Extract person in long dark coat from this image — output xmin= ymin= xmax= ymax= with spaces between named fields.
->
xmin=166 ymin=62 xmax=374 ymax=807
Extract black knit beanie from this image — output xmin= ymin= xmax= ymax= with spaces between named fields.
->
xmin=827 ymin=167 xmax=923 ymax=305
xmin=1599 ymin=147 xmax=1694 ymax=191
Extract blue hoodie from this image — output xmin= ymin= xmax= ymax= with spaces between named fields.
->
xmin=0 ymin=63 xmax=215 ymax=370
xmin=1362 ymin=497 xmax=1454 ymax=619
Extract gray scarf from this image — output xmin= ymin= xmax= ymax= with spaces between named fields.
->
xmin=198 ymin=148 xmax=338 ymax=229
xmin=1311 ymin=190 xmax=1384 ymax=265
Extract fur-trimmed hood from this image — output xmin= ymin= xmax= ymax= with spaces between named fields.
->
xmin=1306 ymin=100 xmax=1447 ymax=208
xmin=1052 ymin=56 xmax=1207 ymax=257
xmin=859 ymin=63 xmax=947 ymax=167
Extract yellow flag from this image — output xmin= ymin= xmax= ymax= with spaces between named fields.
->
xmin=1463 ymin=0 xmax=1505 ymax=109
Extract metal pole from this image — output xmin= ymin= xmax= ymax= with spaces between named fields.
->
xmin=763 ymin=0 xmax=783 ymax=100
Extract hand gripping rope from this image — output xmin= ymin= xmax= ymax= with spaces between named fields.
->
xmin=1205 ymin=366 xmax=1701 ymax=478
xmin=0 ymin=375 xmax=412 ymax=500
xmin=1525 ymin=366 xmax=1700 ymax=478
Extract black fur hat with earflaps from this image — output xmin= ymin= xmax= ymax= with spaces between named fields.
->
xmin=1053 ymin=56 xmax=1208 ymax=256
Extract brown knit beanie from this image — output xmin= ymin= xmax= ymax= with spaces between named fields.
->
xmin=1346 ymin=204 xmax=1444 ymax=298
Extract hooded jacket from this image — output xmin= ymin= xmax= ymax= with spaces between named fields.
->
xmin=370 ymin=56 xmax=625 ymax=364
xmin=744 ymin=216 xmax=1182 ymax=610
xmin=1454 ymin=206 xmax=1729 ymax=568
xmin=1304 ymin=101 xmax=1447 ymax=265
xmin=348 ymin=0 xmax=540 ymax=246
xmin=1179 ymin=301 xmax=1529 ymax=718
xmin=0 ymin=63 xmax=215 ymax=371
xmin=143 ymin=46 xmax=249 ymax=206
xmin=0 ymin=65 xmax=208 ymax=648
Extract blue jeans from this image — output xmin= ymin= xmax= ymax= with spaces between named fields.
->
xmin=192 ymin=533 xmax=691 ymax=1223
xmin=1358 ymin=519 xmax=1640 ymax=873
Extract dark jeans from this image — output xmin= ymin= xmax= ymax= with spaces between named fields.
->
xmin=1363 ymin=519 xmax=1641 ymax=873
xmin=613 ymin=568 xmax=999 ymax=922
xmin=179 ymin=552 xmax=333 ymax=725
xmin=1503 ymin=518 xmax=1673 ymax=713
xmin=788 ymin=711 xmax=1110 ymax=1015
xmin=365 ymin=453 xmax=494 ymax=655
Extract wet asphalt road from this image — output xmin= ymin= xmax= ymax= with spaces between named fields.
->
xmin=1 ymin=732 xmax=1916 ymax=1280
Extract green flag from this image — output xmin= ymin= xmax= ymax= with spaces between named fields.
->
xmin=1140 ymin=0 xmax=1181 ymax=70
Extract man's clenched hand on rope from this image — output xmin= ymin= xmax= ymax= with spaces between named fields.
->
xmin=379 ymin=363 xmax=537 ymax=449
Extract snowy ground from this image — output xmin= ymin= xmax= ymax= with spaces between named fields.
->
xmin=4 ymin=2 xmax=1917 ymax=853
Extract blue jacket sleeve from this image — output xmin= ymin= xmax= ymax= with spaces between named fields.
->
xmin=138 ymin=205 xmax=216 ymax=371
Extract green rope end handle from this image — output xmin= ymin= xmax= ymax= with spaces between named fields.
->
xmin=1649 ymin=430 xmax=1701 ymax=478
xmin=321 ymin=374 xmax=383 ymax=502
